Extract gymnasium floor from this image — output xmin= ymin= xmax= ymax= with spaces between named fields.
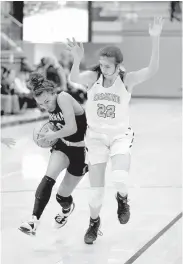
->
xmin=1 ymin=98 xmax=182 ymax=264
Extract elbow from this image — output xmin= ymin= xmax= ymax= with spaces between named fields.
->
xmin=69 ymin=74 xmax=78 ymax=84
xmin=69 ymin=78 xmax=78 ymax=85
xmin=153 ymin=64 xmax=159 ymax=75
xmin=67 ymin=124 xmax=77 ymax=136
xmin=71 ymin=125 xmax=77 ymax=135
xmin=150 ymin=57 xmax=159 ymax=73
xmin=148 ymin=63 xmax=159 ymax=77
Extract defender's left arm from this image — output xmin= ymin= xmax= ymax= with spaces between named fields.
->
xmin=125 ymin=17 xmax=164 ymax=93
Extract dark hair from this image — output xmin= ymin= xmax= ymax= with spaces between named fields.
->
xmin=19 ymin=69 xmax=30 ymax=74
xmin=28 ymin=72 xmax=56 ymax=96
xmin=99 ymin=46 xmax=123 ymax=64
xmin=1 ymin=66 xmax=7 ymax=74
xmin=40 ymin=57 xmax=47 ymax=66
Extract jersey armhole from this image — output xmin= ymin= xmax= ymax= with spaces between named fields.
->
xmin=120 ymin=71 xmax=131 ymax=94
xmin=86 ymin=72 xmax=98 ymax=92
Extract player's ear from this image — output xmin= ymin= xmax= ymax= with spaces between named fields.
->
xmin=116 ymin=64 xmax=121 ymax=72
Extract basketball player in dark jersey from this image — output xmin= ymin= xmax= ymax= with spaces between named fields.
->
xmin=19 ymin=73 xmax=87 ymax=236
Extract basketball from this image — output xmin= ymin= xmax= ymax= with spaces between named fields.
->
xmin=33 ymin=122 xmax=58 ymax=148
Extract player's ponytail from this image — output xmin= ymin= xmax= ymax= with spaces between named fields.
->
xmin=119 ymin=68 xmax=126 ymax=82
xmin=28 ymin=72 xmax=56 ymax=96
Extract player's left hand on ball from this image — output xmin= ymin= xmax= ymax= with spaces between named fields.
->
xmin=38 ymin=127 xmax=57 ymax=141
xmin=149 ymin=16 xmax=164 ymax=37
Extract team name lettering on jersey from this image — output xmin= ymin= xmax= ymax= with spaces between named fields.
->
xmin=94 ymin=93 xmax=120 ymax=104
xmin=49 ymin=112 xmax=64 ymax=122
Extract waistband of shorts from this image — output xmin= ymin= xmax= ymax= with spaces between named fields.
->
xmin=61 ymin=138 xmax=85 ymax=147
xmin=87 ymin=126 xmax=133 ymax=136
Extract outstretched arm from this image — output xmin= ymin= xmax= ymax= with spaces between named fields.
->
xmin=125 ymin=17 xmax=164 ymax=93
xmin=66 ymin=38 xmax=97 ymax=89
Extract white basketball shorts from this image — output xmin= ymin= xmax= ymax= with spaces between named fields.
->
xmin=85 ymin=127 xmax=135 ymax=165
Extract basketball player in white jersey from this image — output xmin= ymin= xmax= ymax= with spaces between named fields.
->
xmin=67 ymin=17 xmax=163 ymax=244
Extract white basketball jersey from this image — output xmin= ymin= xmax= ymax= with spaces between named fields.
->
xmin=85 ymin=74 xmax=131 ymax=135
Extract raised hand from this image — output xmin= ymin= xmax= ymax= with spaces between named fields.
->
xmin=66 ymin=37 xmax=84 ymax=62
xmin=149 ymin=16 xmax=164 ymax=37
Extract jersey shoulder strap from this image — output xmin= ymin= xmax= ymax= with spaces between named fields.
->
xmin=119 ymin=69 xmax=129 ymax=91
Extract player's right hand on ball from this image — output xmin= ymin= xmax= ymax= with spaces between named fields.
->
xmin=66 ymin=37 xmax=84 ymax=62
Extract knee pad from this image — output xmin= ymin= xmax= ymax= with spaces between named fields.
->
xmin=56 ymin=194 xmax=73 ymax=209
xmin=35 ymin=176 xmax=55 ymax=201
xmin=88 ymin=187 xmax=105 ymax=208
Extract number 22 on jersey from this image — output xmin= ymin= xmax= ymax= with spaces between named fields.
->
xmin=97 ymin=103 xmax=116 ymax=118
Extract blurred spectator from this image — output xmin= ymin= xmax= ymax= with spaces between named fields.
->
xmin=59 ymin=51 xmax=87 ymax=104
xmin=59 ymin=50 xmax=73 ymax=77
xmin=1 ymin=67 xmax=36 ymax=116
xmin=59 ymin=50 xmax=86 ymax=76
xmin=14 ymin=70 xmax=31 ymax=94
xmin=35 ymin=53 xmax=87 ymax=104
xmin=36 ymin=56 xmax=67 ymax=92
xmin=1 ymin=49 xmax=88 ymax=117
xmin=1 ymin=66 xmax=10 ymax=95
xmin=7 ymin=69 xmax=17 ymax=90
xmin=1 ymin=67 xmax=18 ymax=115
xmin=170 ymin=1 xmax=182 ymax=21
xmin=13 ymin=70 xmax=37 ymax=109
xmin=21 ymin=57 xmax=34 ymax=72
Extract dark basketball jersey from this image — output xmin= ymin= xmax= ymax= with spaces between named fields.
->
xmin=49 ymin=95 xmax=87 ymax=142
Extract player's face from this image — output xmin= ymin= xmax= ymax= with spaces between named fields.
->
xmin=35 ymin=91 xmax=56 ymax=112
xmin=99 ymin=56 xmax=119 ymax=78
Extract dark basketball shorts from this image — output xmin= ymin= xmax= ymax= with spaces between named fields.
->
xmin=51 ymin=139 xmax=88 ymax=177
